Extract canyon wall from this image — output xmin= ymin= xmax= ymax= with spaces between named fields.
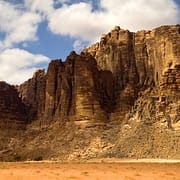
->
xmin=83 ymin=25 xmax=180 ymax=110
xmin=18 ymin=52 xmax=113 ymax=127
xmin=0 ymin=82 xmax=26 ymax=129
xmin=0 ymin=25 xmax=179 ymax=161
xmin=1 ymin=25 xmax=180 ymax=130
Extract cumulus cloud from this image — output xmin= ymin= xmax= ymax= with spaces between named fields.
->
xmin=0 ymin=1 xmax=49 ymax=84
xmin=46 ymin=0 xmax=180 ymax=57
xmin=48 ymin=0 xmax=179 ymax=43
xmin=24 ymin=0 xmax=54 ymax=18
xmin=0 ymin=1 xmax=42 ymax=49
xmin=1 ymin=0 xmax=179 ymax=46
xmin=0 ymin=49 xmax=49 ymax=85
xmin=48 ymin=3 xmax=107 ymax=41
xmin=56 ymin=0 xmax=70 ymax=4
xmin=100 ymin=0 xmax=179 ymax=30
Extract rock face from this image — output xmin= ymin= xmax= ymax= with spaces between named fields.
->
xmin=83 ymin=25 xmax=180 ymax=114
xmin=0 ymin=82 xmax=26 ymax=129
xmin=18 ymin=52 xmax=112 ymax=126
xmin=18 ymin=69 xmax=46 ymax=122
xmin=16 ymin=25 xmax=180 ymax=126
xmin=0 ymin=25 xmax=179 ymax=161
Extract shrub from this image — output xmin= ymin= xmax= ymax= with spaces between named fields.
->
xmin=14 ymin=155 xmax=21 ymax=161
xmin=34 ymin=156 xmax=43 ymax=161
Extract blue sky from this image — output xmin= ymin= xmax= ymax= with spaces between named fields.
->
xmin=0 ymin=0 xmax=179 ymax=84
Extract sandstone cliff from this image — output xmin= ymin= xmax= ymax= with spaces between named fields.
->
xmin=83 ymin=25 xmax=180 ymax=115
xmin=0 ymin=81 xmax=26 ymax=129
xmin=17 ymin=25 xmax=180 ymax=126
xmin=18 ymin=69 xmax=46 ymax=122
xmin=0 ymin=25 xmax=179 ymax=161
xmin=18 ymin=52 xmax=115 ymax=127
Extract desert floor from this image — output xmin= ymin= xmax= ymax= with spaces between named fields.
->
xmin=0 ymin=160 xmax=179 ymax=180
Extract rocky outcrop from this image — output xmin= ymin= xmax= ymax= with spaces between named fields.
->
xmin=16 ymin=25 xmax=180 ymax=127
xmin=0 ymin=25 xmax=179 ymax=161
xmin=0 ymin=82 xmax=26 ymax=129
xmin=18 ymin=69 xmax=46 ymax=122
xmin=83 ymin=25 xmax=180 ymax=117
xmin=84 ymin=25 xmax=180 ymax=86
xmin=49 ymin=52 xmax=114 ymax=125
xmin=18 ymin=52 xmax=113 ymax=126
xmin=160 ymin=64 xmax=180 ymax=95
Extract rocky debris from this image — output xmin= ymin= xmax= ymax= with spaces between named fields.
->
xmin=1 ymin=116 xmax=180 ymax=161
xmin=0 ymin=82 xmax=26 ymax=129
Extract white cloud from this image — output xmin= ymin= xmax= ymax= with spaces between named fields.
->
xmin=0 ymin=1 xmax=42 ymax=49
xmin=48 ymin=2 xmax=110 ymax=42
xmin=24 ymin=0 xmax=54 ymax=18
xmin=4 ymin=12 xmax=41 ymax=47
xmin=48 ymin=0 xmax=179 ymax=45
xmin=55 ymin=0 xmax=70 ymax=4
xmin=1 ymin=0 xmax=178 ymax=48
xmin=100 ymin=0 xmax=179 ymax=30
xmin=0 ymin=1 xmax=48 ymax=84
xmin=73 ymin=39 xmax=90 ymax=53
xmin=0 ymin=49 xmax=49 ymax=85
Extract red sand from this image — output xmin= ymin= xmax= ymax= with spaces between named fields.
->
xmin=0 ymin=161 xmax=179 ymax=180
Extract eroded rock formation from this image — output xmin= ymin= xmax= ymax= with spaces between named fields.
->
xmin=83 ymin=25 xmax=180 ymax=115
xmin=5 ymin=25 xmax=179 ymax=128
xmin=18 ymin=69 xmax=46 ymax=122
xmin=0 ymin=81 xmax=26 ymax=129
xmin=18 ymin=52 xmax=113 ymax=126
xmin=0 ymin=25 xmax=179 ymax=161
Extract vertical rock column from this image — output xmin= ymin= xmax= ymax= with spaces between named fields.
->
xmin=18 ymin=70 xmax=46 ymax=122
xmin=74 ymin=53 xmax=109 ymax=124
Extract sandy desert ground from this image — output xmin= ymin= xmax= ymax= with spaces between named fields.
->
xmin=0 ymin=160 xmax=179 ymax=180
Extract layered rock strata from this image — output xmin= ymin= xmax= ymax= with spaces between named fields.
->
xmin=18 ymin=69 xmax=46 ymax=122
xmin=16 ymin=25 xmax=180 ymax=127
xmin=18 ymin=52 xmax=114 ymax=126
xmin=43 ymin=52 xmax=110 ymax=125
xmin=83 ymin=25 xmax=180 ymax=116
